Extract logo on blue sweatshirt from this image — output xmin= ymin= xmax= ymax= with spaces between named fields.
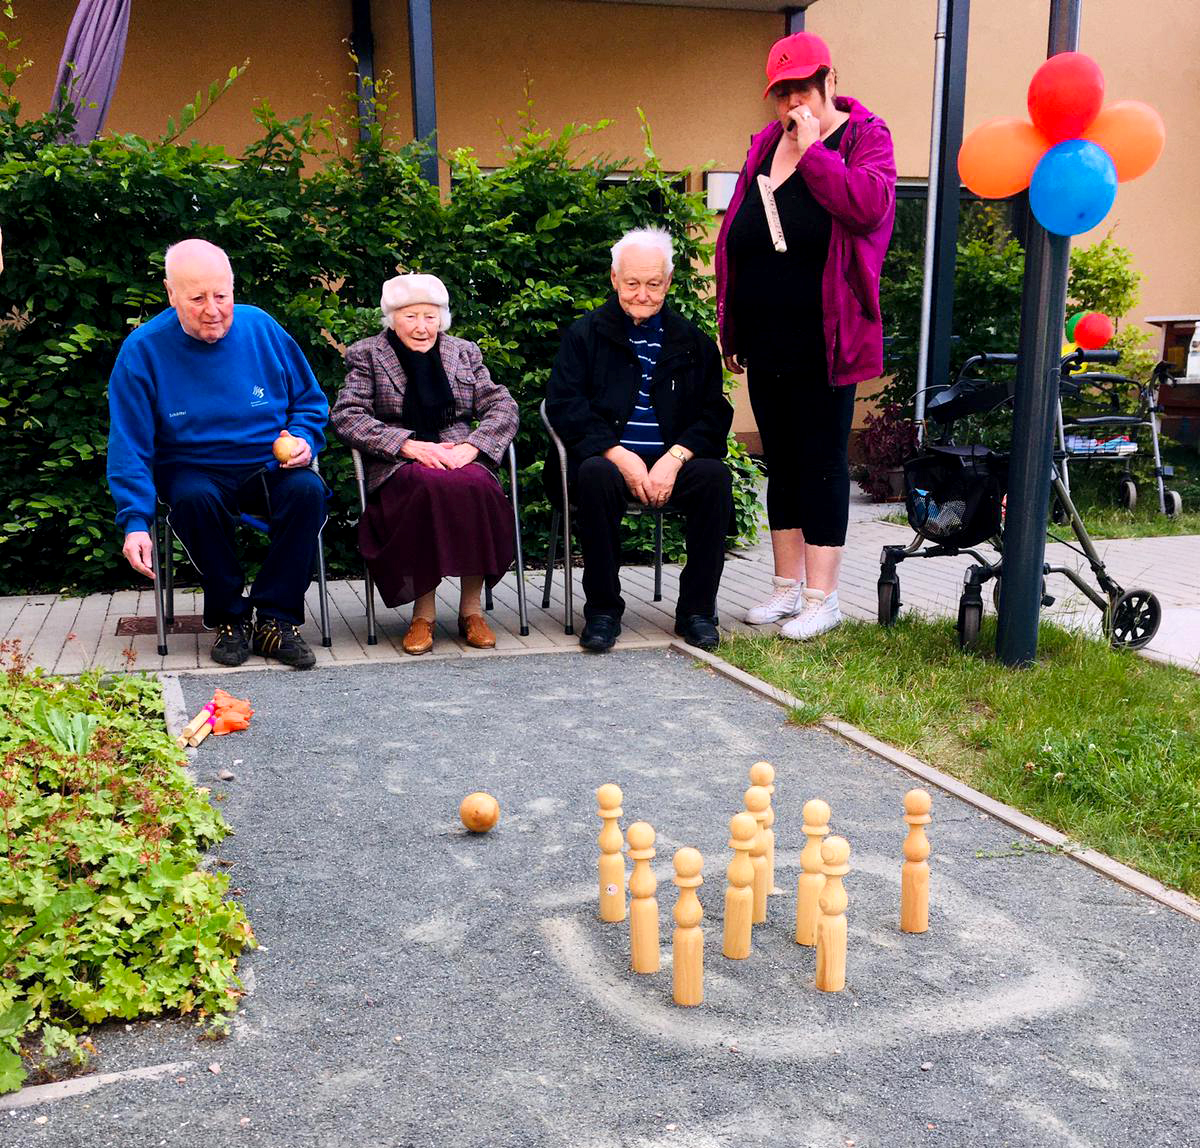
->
xmin=250 ymin=385 xmax=267 ymax=408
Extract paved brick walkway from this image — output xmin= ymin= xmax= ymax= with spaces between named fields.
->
xmin=4 ymin=501 xmax=1196 ymax=674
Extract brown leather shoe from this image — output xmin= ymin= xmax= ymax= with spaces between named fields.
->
xmin=402 ymin=617 xmax=434 ymax=655
xmin=457 ymin=613 xmax=496 ymax=649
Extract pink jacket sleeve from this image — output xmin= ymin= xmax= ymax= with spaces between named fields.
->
xmin=798 ymin=118 xmax=896 ymax=236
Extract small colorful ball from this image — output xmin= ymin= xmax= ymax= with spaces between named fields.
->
xmin=459 ymin=792 xmax=500 ymax=833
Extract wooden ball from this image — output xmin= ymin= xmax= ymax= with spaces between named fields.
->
xmin=272 ymin=431 xmax=297 ymax=462
xmin=459 ymin=791 xmax=500 ymax=833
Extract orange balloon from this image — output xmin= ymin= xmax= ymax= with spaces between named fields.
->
xmin=1083 ymin=100 xmax=1165 ymax=182
xmin=958 ymin=117 xmax=1050 ymax=199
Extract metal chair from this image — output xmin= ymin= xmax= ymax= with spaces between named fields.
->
xmin=349 ymin=443 xmax=529 ymax=645
xmin=539 ymin=399 xmax=665 ymax=636
xmin=151 ymin=460 xmax=332 ymax=657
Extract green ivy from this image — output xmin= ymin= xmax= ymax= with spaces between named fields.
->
xmin=0 ymin=45 xmax=757 ymax=595
xmin=0 ymin=644 xmax=253 ymax=1093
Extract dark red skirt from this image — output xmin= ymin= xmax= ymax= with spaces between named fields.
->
xmin=360 ymin=462 xmax=515 ymax=608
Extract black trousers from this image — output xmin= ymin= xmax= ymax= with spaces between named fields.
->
xmin=747 ymin=362 xmax=857 ymax=546
xmin=574 ymin=455 xmax=732 ymax=621
xmin=158 ymin=463 xmax=327 ymax=627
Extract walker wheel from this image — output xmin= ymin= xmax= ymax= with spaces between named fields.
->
xmin=1164 ymin=489 xmax=1183 ymax=517
xmin=878 ymin=576 xmax=901 ymax=627
xmin=956 ymin=596 xmax=983 ymax=651
xmin=1118 ymin=479 xmax=1138 ymax=511
xmin=1105 ymin=589 xmax=1161 ymax=650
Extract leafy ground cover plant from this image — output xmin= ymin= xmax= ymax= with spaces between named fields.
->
xmin=0 ymin=642 xmax=254 ymax=1092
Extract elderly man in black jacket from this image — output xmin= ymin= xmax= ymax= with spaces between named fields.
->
xmin=545 ymin=227 xmax=734 ymax=652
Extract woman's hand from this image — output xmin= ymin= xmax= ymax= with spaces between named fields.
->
xmin=443 ymin=442 xmax=480 ymax=469
xmin=401 ymin=439 xmax=450 ymax=469
xmin=786 ymin=106 xmax=821 ymax=153
xmin=723 ymin=354 xmax=745 ymax=376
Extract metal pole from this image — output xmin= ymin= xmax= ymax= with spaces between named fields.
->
xmin=784 ymin=6 xmax=806 ymax=33
xmin=915 ymin=0 xmax=970 ymax=439
xmin=995 ymin=0 xmax=1082 ymax=666
xmin=351 ymin=0 xmax=376 ymax=144
xmin=407 ymin=0 xmax=440 ymax=187
xmin=914 ymin=0 xmax=948 ymax=436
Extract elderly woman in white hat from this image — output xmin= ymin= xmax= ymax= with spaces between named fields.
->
xmin=332 ymin=273 xmax=519 ymax=654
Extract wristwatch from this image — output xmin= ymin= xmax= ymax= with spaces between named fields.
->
xmin=668 ymin=445 xmax=689 ymax=464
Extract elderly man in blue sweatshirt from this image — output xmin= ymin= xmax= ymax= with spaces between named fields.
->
xmin=107 ymin=239 xmax=329 ymax=669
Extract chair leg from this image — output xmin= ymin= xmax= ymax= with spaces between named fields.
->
xmin=654 ymin=511 xmax=664 ymax=602
xmin=163 ymin=520 xmax=175 ymax=625
xmin=562 ymin=502 xmax=574 ymax=636
xmin=485 ymin=583 xmax=494 ymax=612
xmin=316 ymin=536 xmax=332 ymax=648
xmin=364 ymin=564 xmax=378 ymax=646
xmin=542 ymin=509 xmax=559 ymax=610
xmin=152 ymin=514 xmax=168 ymax=657
xmin=508 ymin=442 xmax=529 ymax=636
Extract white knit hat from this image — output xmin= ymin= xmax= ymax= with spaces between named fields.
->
xmin=380 ymin=273 xmax=451 ymax=332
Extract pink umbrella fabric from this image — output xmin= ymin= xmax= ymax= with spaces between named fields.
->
xmin=50 ymin=0 xmax=132 ymax=143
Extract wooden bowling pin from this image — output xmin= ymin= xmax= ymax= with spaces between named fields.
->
xmin=815 ymin=835 xmax=851 ymax=993
xmin=596 ymin=783 xmax=626 ymax=923
xmin=671 ymin=847 xmax=704 ymax=1007
xmin=748 ymin=761 xmax=777 ymax=894
xmin=626 ymin=821 xmax=660 ymax=974
xmin=795 ymin=798 xmax=831 ymax=947
xmin=722 ymin=812 xmax=757 ymax=960
xmin=744 ymin=785 xmax=771 ymax=924
xmin=901 ymin=788 xmax=932 ymax=934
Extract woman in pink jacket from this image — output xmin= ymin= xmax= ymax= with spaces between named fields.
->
xmin=715 ymin=32 xmax=896 ymax=640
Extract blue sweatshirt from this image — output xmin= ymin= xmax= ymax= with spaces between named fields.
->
xmin=107 ymin=304 xmax=329 ymax=535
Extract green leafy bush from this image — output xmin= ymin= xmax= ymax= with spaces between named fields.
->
xmin=0 ymin=644 xmax=253 ymax=1092
xmin=0 ymin=30 xmax=757 ymax=594
xmin=879 ymin=205 xmax=1155 ymax=411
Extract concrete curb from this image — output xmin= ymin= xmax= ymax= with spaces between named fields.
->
xmin=673 ymin=639 xmax=1200 ymax=926
xmin=5 ymin=1060 xmax=195 ymax=1109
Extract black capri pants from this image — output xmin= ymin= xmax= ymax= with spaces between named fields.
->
xmin=746 ymin=361 xmax=857 ymax=547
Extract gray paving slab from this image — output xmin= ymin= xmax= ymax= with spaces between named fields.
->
xmin=7 ymin=652 xmax=1198 ymax=1148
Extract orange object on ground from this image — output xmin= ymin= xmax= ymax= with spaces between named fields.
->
xmin=210 ymin=689 xmax=254 ymax=735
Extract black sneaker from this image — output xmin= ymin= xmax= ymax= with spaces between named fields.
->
xmin=674 ymin=614 xmax=721 ymax=652
xmin=579 ymin=612 xmax=621 ymax=653
xmin=253 ymin=617 xmax=317 ymax=670
xmin=210 ymin=618 xmax=252 ymax=667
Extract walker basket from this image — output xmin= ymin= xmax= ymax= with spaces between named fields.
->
xmin=903 ymin=445 xmax=1005 ymax=547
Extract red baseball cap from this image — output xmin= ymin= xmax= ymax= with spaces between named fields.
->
xmin=763 ymin=32 xmax=832 ymax=99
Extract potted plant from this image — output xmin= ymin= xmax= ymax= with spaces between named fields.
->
xmin=858 ymin=403 xmax=919 ymax=501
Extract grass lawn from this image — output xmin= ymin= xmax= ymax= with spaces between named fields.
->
xmin=718 ymin=616 xmax=1200 ymax=899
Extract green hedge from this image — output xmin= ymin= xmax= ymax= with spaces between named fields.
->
xmin=0 ymin=63 xmax=760 ymax=595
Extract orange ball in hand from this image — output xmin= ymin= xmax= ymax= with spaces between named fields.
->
xmin=272 ymin=431 xmax=298 ymax=462
xmin=459 ymin=792 xmax=500 ymax=833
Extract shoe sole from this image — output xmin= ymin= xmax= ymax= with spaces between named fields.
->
xmin=780 ymin=615 xmax=843 ymax=642
xmin=211 ymin=651 xmax=250 ymax=667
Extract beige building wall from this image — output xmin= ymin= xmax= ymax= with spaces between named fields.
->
xmin=12 ymin=0 xmax=1199 ymax=438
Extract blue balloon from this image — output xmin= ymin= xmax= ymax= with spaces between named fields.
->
xmin=1029 ymin=139 xmax=1119 ymax=237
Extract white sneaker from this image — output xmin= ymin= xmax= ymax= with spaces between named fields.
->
xmin=745 ymin=577 xmax=805 ymax=625
xmin=780 ymin=589 xmax=843 ymax=641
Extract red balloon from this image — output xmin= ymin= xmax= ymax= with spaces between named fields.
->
xmin=1074 ymin=311 xmax=1114 ymax=350
xmin=958 ymin=117 xmax=1050 ymax=198
xmin=1027 ymin=52 xmax=1105 ymax=143
xmin=1083 ymin=100 xmax=1166 ymax=181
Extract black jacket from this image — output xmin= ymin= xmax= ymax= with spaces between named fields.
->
xmin=544 ymin=296 xmax=733 ymax=496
